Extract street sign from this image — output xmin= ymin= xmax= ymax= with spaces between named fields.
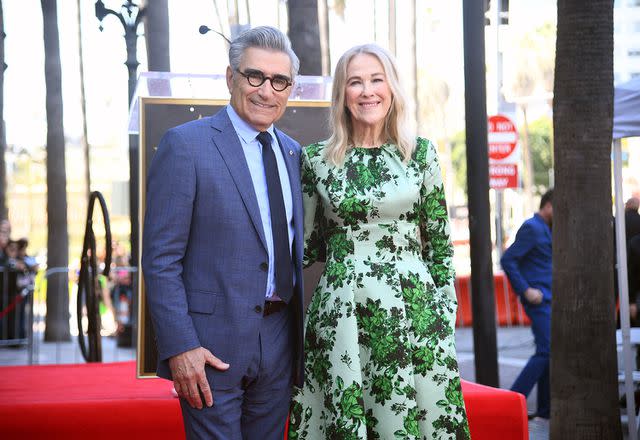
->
xmin=489 ymin=163 xmax=518 ymax=189
xmin=488 ymin=115 xmax=518 ymax=161
xmin=488 ymin=114 xmax=519 ymax=189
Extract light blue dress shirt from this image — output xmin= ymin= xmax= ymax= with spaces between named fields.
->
xmin=226 ymin=105 xmax=294 ymax=299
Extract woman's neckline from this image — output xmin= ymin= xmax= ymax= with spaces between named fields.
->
xmin=351 ymin=142 xmax=389 ymax=150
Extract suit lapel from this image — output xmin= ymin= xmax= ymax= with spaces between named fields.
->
xmin=210 ymin=110 xmax=268 ymax=251
xmin=275 ymin=130 xmax=304 ymax=267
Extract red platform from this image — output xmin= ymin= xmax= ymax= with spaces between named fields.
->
xmin=0 ymin=361 xmax=527 ymax=439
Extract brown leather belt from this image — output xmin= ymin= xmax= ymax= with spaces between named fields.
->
xmin=263 ymin=300 xmax=287 ymax=316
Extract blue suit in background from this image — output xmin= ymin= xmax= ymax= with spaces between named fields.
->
xmin=142 ymin=107 xmax=304 ymax=439
xmin=501 ymin=212 xmax=552 ymax=419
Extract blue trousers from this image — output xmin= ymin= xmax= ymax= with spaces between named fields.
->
xmin=179 ymin=307 xmax=294 ymax=439
xmin=511 ymin=302 xmax=550 ymax=418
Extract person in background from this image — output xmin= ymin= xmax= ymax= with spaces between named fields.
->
xmin=500 ymin=189 xmax=553 ymax=420
xmin=625 ymin=197 xmax=640 ymax=243
xmin=614 ymin=197 xmax=640 ymax=322
xmin=0 ymin=219 xmax=11 ymax=266
xmin=4 ymin=238 xmax=37 ymax=340
xmin=629 ymin=235 xmax=640 ymax=320
xmin=16 ymin=239 xmax=38 ymax=273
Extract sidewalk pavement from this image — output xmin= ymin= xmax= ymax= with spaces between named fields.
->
xmin=0 ymin=324 xmax=552 ymax=439
xmin=456 ymin=326 xmax=550 ymax=439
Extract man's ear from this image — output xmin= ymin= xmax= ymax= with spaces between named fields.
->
xmin=226 ymin=66 xmax=234 ymax=94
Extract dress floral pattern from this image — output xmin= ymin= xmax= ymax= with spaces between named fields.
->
xmin=289 ymin=138 xmax=470 ymax=439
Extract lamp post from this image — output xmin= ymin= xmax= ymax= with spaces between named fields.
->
xmin=95 ymin=0 xmax=144 ymax=262
xmin=95 ymin=0 xmax=145 ymax=105
xmin=95 ymin=0 xmax=145 ymax=347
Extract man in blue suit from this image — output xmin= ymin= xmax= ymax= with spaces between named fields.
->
xmin=142 ymin=26 xmax=304 ymax=439
xmin=501 ymin=189 xmax=553 ymax=420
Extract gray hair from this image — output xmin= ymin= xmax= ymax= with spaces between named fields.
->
xmin=228 ymin=26 xmax=300 ymax=78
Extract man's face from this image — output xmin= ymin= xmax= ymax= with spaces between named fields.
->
xmin=226 ymin=47 xmax=292 ymax=132
xmin=542 ymin=202 xmax=553 ymax=225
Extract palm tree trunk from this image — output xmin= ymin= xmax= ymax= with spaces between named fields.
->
xmin=318 ymin=0 xmax=330 ymax=76
xmin=143 ymin=0 xmax=170 ymax=72
xmin=42 ymin=0 xmax=70 ymax=342
xmin=551 ymin=1 xmax=620 ymax=437
xmin=244 ymin=0 xmax=251 ymax=25
xmin=388 ymin=0 xmax=396 ymax=55
xmin=76 ymin=0 xmax=90 ymax=200
xmin=287 ymin=0 xmax=322 ymax=75
xmin=0 ymin=0 xmax=7 ymax=220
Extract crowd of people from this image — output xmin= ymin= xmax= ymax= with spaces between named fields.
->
xmin=0 ymin=217 xmax=134 ymax=344
xmin=92 ymin=241 xmax=134 ymax=340
xmin=0 ymin=219 xmax=38 ymax=341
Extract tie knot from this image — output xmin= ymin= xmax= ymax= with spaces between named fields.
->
xmin=257 ymin=131 xmax=271 ymax=148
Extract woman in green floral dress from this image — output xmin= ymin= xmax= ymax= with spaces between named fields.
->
xmin=289 ymin=44 xmax=470 ymax=439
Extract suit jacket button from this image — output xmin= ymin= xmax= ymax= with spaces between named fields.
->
xmin=259 ymin=262 xmax=268 ymax=271
xmin=254 ymin=305 xmax=263 ymax=314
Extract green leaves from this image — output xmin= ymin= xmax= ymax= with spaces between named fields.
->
xmin=445 ymin=378 xmax=465 ymax=408
xmin=412 ymin=345 xmax=436 ymax=375
xmin=337 ymin=196 xmax=370 ymax=227
xmin=339 ymin=383 xmax=365 ymax=421
xmin=325 ymin=260 xmax=349 ymax=288
xmin=327 ymin=231 xmax=354 ymax=261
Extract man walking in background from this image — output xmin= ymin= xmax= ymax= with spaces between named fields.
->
xmin=625 ymin=197 xmax=640 ymax=242
xmin=501 ymin=189 xmax=553 ymax=420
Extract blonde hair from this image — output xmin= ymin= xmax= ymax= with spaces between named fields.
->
xmin=325 ymin=44 xmax=415 ymax=166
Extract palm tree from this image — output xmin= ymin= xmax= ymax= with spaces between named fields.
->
xmin=143 ymin=0 xmax=170 ymax=71
xmin=287 ymin=0 xmax=322 ymax=75
xmin=551 ymin=0 xmax=620 ymax=437
xmin=76 ymin=0 xmax=90 ymax=200
xmin=0 ymin=0 xmax=7 ymax=220
xmin=42 ymin=0 xmax=70 ymax=342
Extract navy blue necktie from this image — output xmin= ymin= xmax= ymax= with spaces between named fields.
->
xmin=257 ymin=131 xmax=293 ymax=302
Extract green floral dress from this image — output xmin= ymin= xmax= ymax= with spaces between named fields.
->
xmin=289 ymin=138 xmax=470 ymax=440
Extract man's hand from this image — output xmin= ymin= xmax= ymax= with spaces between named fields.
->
xmin=524 ymin=287 xmax=543 ymax=305
xmin=168 ymin=347 xmax=229 ymax=409
xmin=631 ymin=303 xmax=638 ymax=321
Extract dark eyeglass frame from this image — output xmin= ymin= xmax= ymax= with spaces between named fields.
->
xmin=236 ymin=69 xmax=293 ymax=92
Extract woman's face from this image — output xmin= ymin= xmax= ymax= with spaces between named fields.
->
xmin=344 ymin=53 xmax=392 ymax=133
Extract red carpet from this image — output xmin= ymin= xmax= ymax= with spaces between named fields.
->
xmin=0 ymin=361 xmax=527 ymax=439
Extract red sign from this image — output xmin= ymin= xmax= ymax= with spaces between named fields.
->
xmin=488 ymin=115 xmax=518 ymax=160
xmin=489 ymin=163 xmax=518 ymax=189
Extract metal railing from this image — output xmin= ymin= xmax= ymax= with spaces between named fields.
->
xmin=0 ymin=265 xmax=137 ymax=366
xmin=0 ymin=267 xmax=35 ymax=365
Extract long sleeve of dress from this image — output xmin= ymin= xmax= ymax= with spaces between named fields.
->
xmin=301 ymin=144 xmax=326 ymax=268
xmin=418 ymin=138 xmax=457 ymax=304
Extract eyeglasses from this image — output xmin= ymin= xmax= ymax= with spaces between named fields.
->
xmin=236 ymin=69 xmax=292 ymax=92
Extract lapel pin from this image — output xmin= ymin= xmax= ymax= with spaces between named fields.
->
xmin=289 ymin=150 xmax=293 ymax=156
